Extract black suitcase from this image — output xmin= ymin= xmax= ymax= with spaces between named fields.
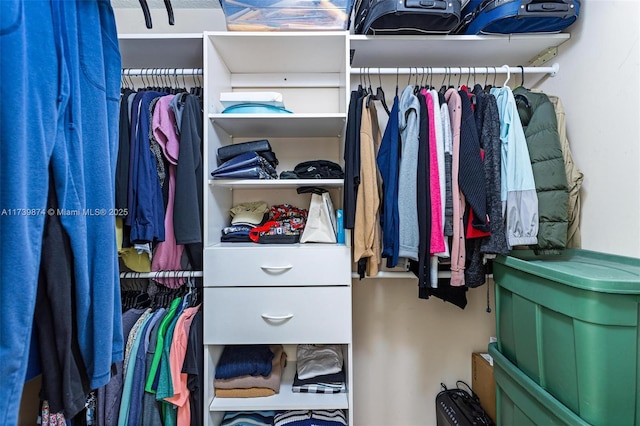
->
xmin=456 ymin=0 xmax=580 ymax=35
xmin=353 ymin=0 xmax=462 ymax=35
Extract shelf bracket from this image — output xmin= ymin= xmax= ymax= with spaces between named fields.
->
xmin=528 ymin=47 xmax=558 ymax=67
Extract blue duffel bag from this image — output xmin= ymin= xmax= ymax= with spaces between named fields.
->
xmin=456 ymin=0 xmax=580 ymax=35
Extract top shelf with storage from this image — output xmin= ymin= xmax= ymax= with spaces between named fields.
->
xmin=349 ymin=33 xmax=571 ymax=68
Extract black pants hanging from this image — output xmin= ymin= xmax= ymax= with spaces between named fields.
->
xmin=34 ymin=168 xmax=90 ymax=418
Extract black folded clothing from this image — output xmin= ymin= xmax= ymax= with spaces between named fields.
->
xmin=294 ymin=160 xmax=344 ymax=179
xmin=218 ymin=139 xmax=279 ymax=168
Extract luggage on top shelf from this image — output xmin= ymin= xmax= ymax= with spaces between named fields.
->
xmin=353 ymin=0 xmax=462 ymax=35
xmin=456 ymin=0 xmax=580 ymax=35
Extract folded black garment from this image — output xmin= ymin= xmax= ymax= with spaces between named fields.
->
xmin=218 ymin=139 xmax=278 ymax=168
xmin=279 ymin=170 xmax=298 ymax=179
xmin=220 ymin=232 xmax=252 ymax=243
xmin=292 ymin=370 xmax=345 ymax=386
xmin=211 ymin=151 xmax=277 ymax=179
xmin=294 ymin=160 xmax=344 ymax=179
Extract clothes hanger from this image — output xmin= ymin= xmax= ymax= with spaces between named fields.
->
xmin=513 ymin=65 xmax=531 ymax=107
xmin=518 ymin=65 xmax=526 ymax=88
xmin=502 ymin=64 xmax=511 ymax=87
xmin=164 ymin=0 xmax=175 ymax=25
xmin=439 ymin=67 xmax=449 ymax=94
xmin=365 ymin=68 xmax=376 ymax=108
xmin=485 ymin=66 xmax=498 ymax=92
xmin=375 ymin=68 xmax=390 ymax=114
xmin=429 ymin=67 xmax=434 ymax=91
xmin=448 ymin=67 xmax=455 ymax=90
xmin=138 ymin=0 xmax=152 ymax=29
xmin=413 ymin=67 xmax=421 ymax=95
xmin=138 ymin=0 xmax=174 ymax=29
xmin=395 ymin=67 xmax=399 ymax=96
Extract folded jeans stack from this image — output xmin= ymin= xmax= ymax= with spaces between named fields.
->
xmin=212 ymin=139 xmax=279 ymax=180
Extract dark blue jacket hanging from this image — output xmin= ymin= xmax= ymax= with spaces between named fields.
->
xmin=376 ymin=95 xmax=401 ymax=268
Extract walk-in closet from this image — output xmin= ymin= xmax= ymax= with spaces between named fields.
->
xmin=4 ymin=1 xmax=639 ymax=425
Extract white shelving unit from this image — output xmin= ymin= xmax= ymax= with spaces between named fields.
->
xmin=118 ymin=30 xmax=572 ymax=426
xmin=202 ymin=31 xmax=353 ymax=426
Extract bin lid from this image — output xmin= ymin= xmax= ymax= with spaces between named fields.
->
xmin=494 ymin=249 xmax=640 ymax=294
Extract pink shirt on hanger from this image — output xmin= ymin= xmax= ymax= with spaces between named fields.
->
xmin=164 ymin=304 xmax=200 ymax=425
xmin=151 ymin=94 xmax=185 ymax=288
xmin=423 ymin=89 xmax=445 ymax=255
xmin=445 ymin=88 xmax=466 ymax=287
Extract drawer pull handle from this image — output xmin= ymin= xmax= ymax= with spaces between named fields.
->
xmin=261 ymin=313 xmax=294 ymax=321
xmin=260 ymin=265 xmax=293 ymax=274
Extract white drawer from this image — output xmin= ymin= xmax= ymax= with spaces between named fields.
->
xmin=204 ymin=244 xmax=351 ymax=287
xmin=203 ymin=286 xmax=351 ymax=344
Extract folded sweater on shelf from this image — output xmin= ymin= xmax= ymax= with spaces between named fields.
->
xmin=215 ymin=345 xmax=286 ymax=391
xmin=215 ymin=344 xmax=275 ymax=380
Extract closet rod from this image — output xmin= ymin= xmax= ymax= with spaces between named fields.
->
xmin=350 ymin=63 xmax=559 ymax=77
xmin=121 ymin=68 xmax=203 ymax=76
xmin=119 ymin=270 xmax=203 ymax=279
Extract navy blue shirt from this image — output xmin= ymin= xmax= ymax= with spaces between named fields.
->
xmin=126 ymin=91 xmax=167 ymax=244
xmin=376 ymin=95 xmax=401 ymax=268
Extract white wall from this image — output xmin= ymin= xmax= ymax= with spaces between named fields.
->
xmin=113 ymin=2 xmax=640 ymax=424
xmin=539 ymin=0 xmax=640 ymax=258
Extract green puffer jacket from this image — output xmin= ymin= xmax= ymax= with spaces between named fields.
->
xmin=514 ymin=87 xmax=569 ymax=251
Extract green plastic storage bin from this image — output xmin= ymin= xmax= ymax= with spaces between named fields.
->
xmin=489 ymin=342 xmax=591 ymax=426
xmin=493 ymin=249 xmax=640 ymax=426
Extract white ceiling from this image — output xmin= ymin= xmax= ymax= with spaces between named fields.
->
xmin=112 ymin=0 xmax=218 ymax=8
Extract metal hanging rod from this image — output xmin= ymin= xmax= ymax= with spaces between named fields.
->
xmin=121 ymin=68 xmax=203 ymax=76
xmin=119 ymin=270 xmax=203 ymax=279
xmin=350 ymin=63 xmax=560 ymax=77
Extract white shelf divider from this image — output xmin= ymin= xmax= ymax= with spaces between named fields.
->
xmin=209 ymin=114 xmax=347 ymax=138
xmin=208 ymin=178 xmax=344 ymax=189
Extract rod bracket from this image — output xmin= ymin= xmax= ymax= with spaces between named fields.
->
xmin=528 ymin=47 xmax=558 ymax=67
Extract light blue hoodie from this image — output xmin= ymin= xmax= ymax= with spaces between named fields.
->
xmin=490 ymin=86 xmax=539 ymax=247
xmin=397 ymin=85 xmax=421 ymax=260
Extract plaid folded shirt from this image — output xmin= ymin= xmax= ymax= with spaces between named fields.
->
xmin=291 ymin=382 xmax=346 ymax=394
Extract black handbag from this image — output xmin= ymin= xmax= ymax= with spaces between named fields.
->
xmin=435 ymin=381 xmax=494 ymax=426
